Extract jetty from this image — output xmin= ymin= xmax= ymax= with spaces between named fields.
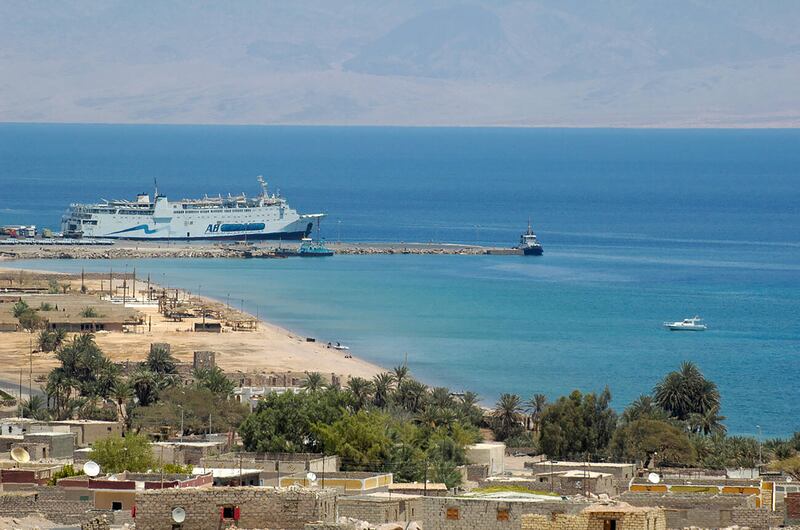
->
xmin=0 ymin=240 xmax=524 ymax=261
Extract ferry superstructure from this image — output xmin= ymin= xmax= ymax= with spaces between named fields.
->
xmin=61 ymin=177 xmax=322 ymax=241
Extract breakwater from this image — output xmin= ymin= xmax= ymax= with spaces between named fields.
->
xmin=0 ymin=241 xmax=521 ymax=261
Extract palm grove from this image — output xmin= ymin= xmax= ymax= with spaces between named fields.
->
xmin=21 ymin=332 xmax=800 ymax=484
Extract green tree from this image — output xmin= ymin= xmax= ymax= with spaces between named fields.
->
xmin=134 ymin=386 xmax=248 ymax=436
xmin=21 ymin=395 xmax=50 ymax=420
xmin=491 ymin=393 xmax=524 ymax=441
xmin=12 ymin=300 xmax=30 ymax=318
xmin=193 ymin=366 xmax=234 ymax=397
xmin=526 ymin=393 xmax=548 ymax=433
xmin=654 ymin=361 xmax=721 ymax=422
xmin=620 ymin=395 xmax=669 ymax=424
xmin=394 ymin=379 xmax=428 ymax=414
xmin=91 ymin=433 xmax=156 ymax=473
xmin=372 ymin=372 xmax=395 ymax=408
xmin=18 ymin=309 xmax=42 ymax=331
xmin=37 ymin=328 xmax=67 ymax=352
xmin=609 ymin=419 xmax=695 ymax=466
xmin=316 ymin=410 xmax=393 ymax=470
xmin=146 ymin=345 xmax=177 ymax=375
xmin=688 ymin=406 xmax=727 ymax=436
xmin=80 ymin=307 xmax=101 ymax=318
xmin=131 ymin=368 xmax=159 ymax=406
xmin=48 ymin=464 xmax=82 ymax=485
xmin=539 ymin=388 xmax=617 ymax=460
xmin=770 ymin=455 xmax=800 ymax=480
xmin=392 ymin=364 xmax=410 ymax=387
xmin=239 ymin=388 xmax=351 ymax=453
xmin=346 ymin=377 xmax=374 ymax=411
xmin=302 ymin=372 xmax=326 ymax=392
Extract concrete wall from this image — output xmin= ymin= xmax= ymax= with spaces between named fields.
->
xmin=415 ymin=496 xmax=589 ymax=530
xmin=522 ymin=508 xmax=667 ymax=530
xmin=338 ymin=496 xmax=407 ymax=524
xmin=134 ymin=486 xmax=337 ymax=530
xmin=24 ymin=432 xmax=75 ymax=458
xmin=619 ymin=492 xmax=756 ymax=529
xmin=201 ymin=452 xmax=339 ymax=474
xmin=0 ymin=487 xmax=112 ymax=526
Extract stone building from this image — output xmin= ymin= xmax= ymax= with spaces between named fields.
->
xmin=619 ymin=491 xmax=761 ymax=529
xmin=482 ymin=470 xmax=617 ymax=497
xmin=202 ymin=451 xmax=339 ymax=475
xmin=415 ymin=494 xmax=591 ymax=530
xmin=525 ymin=461 xmax=636 ymax=485
xmin=133 ymin=486 xmax=337 ymax=530
xmin=522 ymin=503 xmax=667 ymax=530
xmin=58 ymin=472 xmax=212 ymax=511
xmin=151 ymin=440 xmax=226 ymax=466
xmin=467 ymin=442 xmax=506 ymax=475
xmin=280 ymin=471 xmax=393 ymax=494
xmin=338 ymin=493 xmax=421 ymax=525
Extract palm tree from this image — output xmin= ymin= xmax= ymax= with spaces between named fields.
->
xmin=111 ymin=380 xmax=133 ymax=423
xmin=346 ymin=377 xmax=374 ymax=411
xmin=654 ymin=361 xmax=720 ymax=421
xmin=525 ymin=393 xmax=548 ymax=432
xmin=193 ymin=366 xmax=234 ymax=397
xmin=430 ymin=387 xmax=455 ymax=409
xmin=492 ymin=393 xmax=523 ymax=441
xmin=689 ymin=406 xmax=727 ymax=436
xmin=392 ymin=364 xmax=409 ymax=386
xmin=372 ymin=372 xmax=396 ymax=408
xmin=131 ymin=368 xmax=158 ymax=406
xmin=146 ymin=345 xmax=177 ymax=375
xmin=21 ymin=395 xmax=49 ymax=420
xmin=45 ymin=368 xmax=74 ymax=420
xmin=396 ymin=379 xmax=428 ymax=413
xmin=621 ymin=395 xmax=668 ymax=424
xmin=302 ymin=372 xmax=326 ymax=392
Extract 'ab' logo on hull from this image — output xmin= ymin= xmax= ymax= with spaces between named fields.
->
xmin=206 ymin=222 xmax=221 ymax=233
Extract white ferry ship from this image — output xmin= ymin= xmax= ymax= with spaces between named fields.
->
xmin=61 ymin=176 xmax=322 ymax=241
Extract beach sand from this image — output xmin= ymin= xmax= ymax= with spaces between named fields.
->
xmin=0 ymin=267 xmax=383 ymax=391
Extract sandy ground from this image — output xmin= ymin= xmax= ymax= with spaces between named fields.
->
xmin=0 ymin=268 xmax=382 ymax=393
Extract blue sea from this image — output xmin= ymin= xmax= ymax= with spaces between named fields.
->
xmin=2 ymin=124 xmax=799 ymax=437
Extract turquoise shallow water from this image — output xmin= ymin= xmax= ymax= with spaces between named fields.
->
xmin=3 ymin=124 xmax=800 ymax=437
xmin=15 ymin=248 xmax=799 ymax=438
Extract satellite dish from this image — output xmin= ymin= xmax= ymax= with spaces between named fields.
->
xmin=83 ymin=460 xmax=101 ymax=477
xmin=10 ymin=447 xmax=30 ymax=464
xmin=306 ymin=472 xmax=317 ymax=483
xmin=647 ymin=472 xmax=661 ymax=484
xmin=171 ymin=507 xmax=186 ymax=523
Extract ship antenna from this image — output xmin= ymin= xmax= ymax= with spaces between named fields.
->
xmin=528 ymin=216 xmax=532 ymax=234
xmin=154 ymin=178 xmax=159 ymax=199
xmin=257 ymin=175 xmax=268 ymax=197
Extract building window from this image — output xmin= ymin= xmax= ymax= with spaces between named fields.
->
xmin=221 ymin=506 xmax=240 ymax=520
xmin=112 ymin=501 xmax=123 ymax=511
xmin=446 ymin=507 xmax=459 ymax=520
xmin=497 ymin=508 xmax=510 ymax=521
xmin=603 ymin=519 xmax=617 ymax=530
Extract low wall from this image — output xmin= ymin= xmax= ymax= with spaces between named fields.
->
xmin=619 ymin=492 xmax=756 ymax=529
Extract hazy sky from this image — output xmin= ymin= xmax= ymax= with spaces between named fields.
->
xmin=1 ymin=1 xmax=799 ymax=126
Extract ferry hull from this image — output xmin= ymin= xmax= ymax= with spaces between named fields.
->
xmin=522 ymin=247 xmax=543 ymax=256
xmin=101 ymin=230 xmax=310 ymax=242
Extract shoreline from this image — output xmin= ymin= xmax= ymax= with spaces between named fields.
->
xmin=0 ymin=265 xmax=386 ymax=387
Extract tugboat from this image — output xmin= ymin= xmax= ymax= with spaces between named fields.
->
xmin=516 ymin=219 xmax=543 ymax=256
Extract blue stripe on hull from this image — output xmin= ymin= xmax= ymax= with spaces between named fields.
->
xmin=98 ymin=230 xmax=309 ymax=242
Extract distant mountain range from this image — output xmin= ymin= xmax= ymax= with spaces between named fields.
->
xmin=1 ymin=0 xmax=798 ymax=127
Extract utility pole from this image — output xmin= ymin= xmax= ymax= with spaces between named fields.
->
xmin=424 ymin=460 xmax=429 ymax=496
xmin=29 ymin=338 xmax=32 ymax=401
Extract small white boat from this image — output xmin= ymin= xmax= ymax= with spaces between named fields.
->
xmin=664 ymin=316 xmax=707 ymax=331
xmin=328 ymin=342 xmax=350 ymax=351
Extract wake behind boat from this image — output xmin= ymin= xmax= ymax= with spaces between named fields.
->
xmin=664 ymin=316 xmax=707 ymax=331
xmin=61 ymin=176 xmax=322 ymax=241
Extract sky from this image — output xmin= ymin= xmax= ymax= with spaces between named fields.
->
xmin=1 ymin=0 xmax=799 ymax=127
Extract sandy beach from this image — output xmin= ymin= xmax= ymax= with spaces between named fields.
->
xmin=0 ymin=267 xmax=383 ymax=392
